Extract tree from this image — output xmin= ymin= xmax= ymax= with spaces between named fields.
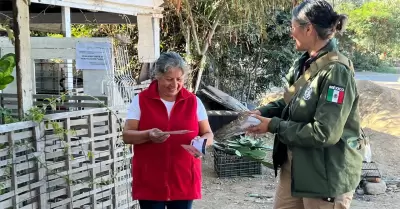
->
xmin=167 ymin=0 xmax=294 ymax=92
xmin=205 ymin=10 xmax=297 ymax=102
xmin=338 ymin=0 xmax=400 ymax=57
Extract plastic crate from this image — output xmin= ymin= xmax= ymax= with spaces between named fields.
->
xmin=213 ymin=147 xmax=262 ymax=178
xmin=361 ymin=161 xmax=381 ymax=178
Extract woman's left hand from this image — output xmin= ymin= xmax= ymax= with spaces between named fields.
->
xmin=245 ymin=114 xmax=272 ymax=134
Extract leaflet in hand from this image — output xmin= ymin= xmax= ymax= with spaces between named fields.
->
xmin=161 ymin=130 xmax=193 ymax=135
xmin=239 ymin=115 xmax=261 ymax=130
xmin=181 ymin=138 xmax=207 ymax=158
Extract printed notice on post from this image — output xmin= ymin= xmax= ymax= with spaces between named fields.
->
xmin=75 ymin=42 xmax=112 ymax=70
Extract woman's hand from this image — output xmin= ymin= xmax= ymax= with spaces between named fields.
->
xmin=149 ymin=128 xmax=170 ymax=143
xmin=245 ymin=114 xmax=272 ymax=134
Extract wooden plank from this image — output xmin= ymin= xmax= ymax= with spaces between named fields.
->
xmin=93 ymin=115 xmax=109 ymax=123
xmin=35 ymin=48 xmax=75 ymax=59
xmin=72 ymin=196 xmax=91 ymax=209
xmin=33 ymin=94 xmax=107 ymax=101
xmin=34 ymin=122 xmax=47 ymax=208
xmin=0 ymin=37 xmax=111 ymax=49
xmin=2 ymin=100 xmax=106 ymax=108
xmin=16 ymin=189 xmax=37 ymax=205
xmin=96 ymin=199 xmax=112 ymax=208
xmin=12 ymin=130 xmax=33 ymax=141
xmin=0 ymin=135 xmax=7 ymax=143
xmin=63 ymin=118 xmax=73 ymax=209
xmin=88 ymin=114 xmax=97 ymax=208
xmin=0 ymin=148 xmax=10 ymax=158
xmin=0 ymin=121 xmax=36 ymax=133
xmin=51 ymin=203 xmax=69 ymax=209
xmin=48 ymin=187 xmax=68 ymax=200
xmin=47 ymin=157 xmax=116 ymax=180
xmin=19 ymin=202 xmax=38 ymax=209
xmin=15 ymin=160 xmax=35 ymax=172
xmin=0 ymin=11 xmax=137 ymax=24
xmin=30 ymin=0 xmax=164 ymax=16
xmin=45 ymin=108 xmax=110 ymax=120
xmin=17 ymin=172 xmax=37 ymax=185
xmin=0 ymin=198 xmax=12 ymax=208
xmin=13 ymin=151 xmax=41 ymax=165
xmin=70 ymin=118 xmax=88 ymax=126
xmin=0 ymin=191 xmax=15 ymax=203
xmin=1 ymin=93 xmax=107 ymax=101
xmin=46 ymin=154 xmax=88 ymax=171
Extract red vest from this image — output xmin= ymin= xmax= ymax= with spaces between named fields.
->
xmin=132 ymin=81 xmax=202 ymax=201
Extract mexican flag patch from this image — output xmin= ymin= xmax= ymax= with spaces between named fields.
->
xmin=327 ymin=85 xmax=345 ymax=104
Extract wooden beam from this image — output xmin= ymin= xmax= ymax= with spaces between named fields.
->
xmin=62 ymin=7 xmax=74 ymax=92
xmin=0 ymin=11 xmax=137 ymax=24
xmin=137 ymin=15 xmax=160 ymax=63
xmin=12 ymin=0 xmax=34 ymax=118
xmin=30 ymin=0 xmax=163 ymax=16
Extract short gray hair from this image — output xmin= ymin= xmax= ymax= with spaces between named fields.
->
xmin=152 ymin=52 xmax=188 ymax=79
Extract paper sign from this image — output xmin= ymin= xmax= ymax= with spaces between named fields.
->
xmin=75 ymin=42 xmax=112 ymax=70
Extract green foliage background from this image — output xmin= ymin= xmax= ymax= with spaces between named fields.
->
xmin=27 ymin=0 xmax=400 ymax=104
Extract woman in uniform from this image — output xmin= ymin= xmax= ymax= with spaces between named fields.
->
xmin=247 ymin=1 xmax=363 ymax=209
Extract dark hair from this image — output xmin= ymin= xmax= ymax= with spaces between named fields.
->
xmin=292 ymin=0 xmax=348 ymax=39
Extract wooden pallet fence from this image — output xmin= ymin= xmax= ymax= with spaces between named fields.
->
xmin=0 ymin=108 xmax=137 ymax=209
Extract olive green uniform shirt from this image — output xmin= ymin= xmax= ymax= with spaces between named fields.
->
xmin=259 ymin=39 xmax=363 ymax=198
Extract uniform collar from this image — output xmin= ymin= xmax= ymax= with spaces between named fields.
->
xmin=143 ymin=80 xmax=192 ymax=102
xmin=301 ymin=38 xmax=337 ymax=61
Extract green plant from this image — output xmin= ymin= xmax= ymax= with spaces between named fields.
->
xmin=0 ymin=53 xmax=16 ymax=90
xmin=213 ymin=135 xmax=273 ymax=168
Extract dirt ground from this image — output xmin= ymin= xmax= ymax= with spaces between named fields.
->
xmin=194 ymin=80 xmax=400 ymax=209
xmin=194 ymin=155 xmax=400 ymax=209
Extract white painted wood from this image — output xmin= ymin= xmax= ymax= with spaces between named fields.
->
xmin=62 ymin=6 xmax=74 ymax=95
xmin=0 ymin=108 xmax=136 ymax=208
xmin=30 ymin=0 xmax=163 ymax=16
xmin=137 ymin=14 xmax=161 ymax=62
xmin=61 ymin=7 xmax=72 ymax=37
xmin=153 ymin=16 xmax=161 ymax=61
xmin=34 ymin=123 xmax=47 ymax=208
xmin=0 ymin=37 xmax=112 ymax=96
xmin=7 ymin=131 xmax=18 ymax=209
xmin=0 ymin=37 xmax=111 ymax=48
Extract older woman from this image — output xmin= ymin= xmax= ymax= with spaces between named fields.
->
xmin=123 ymin=52 xmax=213 ymax=209
xmin=247 ymin=1 xmax=363 ymax=209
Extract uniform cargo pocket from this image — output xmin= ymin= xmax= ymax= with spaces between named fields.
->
xmin=292 ymin=147 xmax=330 ymax=195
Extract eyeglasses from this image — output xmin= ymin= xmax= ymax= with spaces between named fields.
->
xmin=290 ymin=22 xmax=310 ymax=31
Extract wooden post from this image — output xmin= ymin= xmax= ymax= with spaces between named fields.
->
xmin=62 ymin=7 xmax=74 ymax=93
xmin=88 ymin=114 xmax=97 ymax=208
xmin=64 ymin=117 xmax=73 ymax=208
xmin=8 ymin=131 xmax=19 ymax=209
xmin=12 ymin=0 xmax=34 ymax=119
xmin=34 ymin=123 xmax=47 ymax=208
xmin=137 ymin=15 xmax=161 ymax=63
xmin=109 ymin=113 xmax=118 ymax=208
